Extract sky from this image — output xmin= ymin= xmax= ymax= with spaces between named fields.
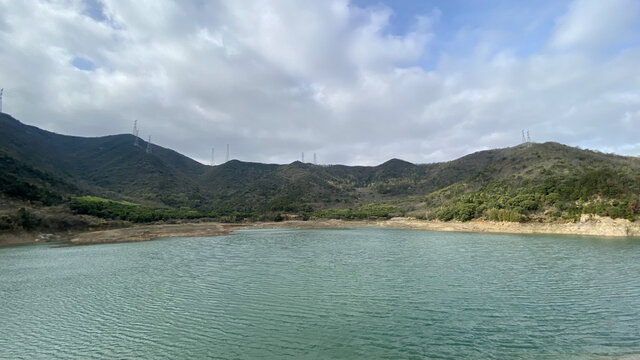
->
xmin=0 ymin=0 xmax=639 ymax=165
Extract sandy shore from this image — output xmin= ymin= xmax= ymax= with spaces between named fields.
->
xmin=68 ymin=223 xmax=243 ymax=245
xmin=70 ymin=215 xmax=640 ymax=245
xmin=2 ymin=215 xmax=639 ymax=247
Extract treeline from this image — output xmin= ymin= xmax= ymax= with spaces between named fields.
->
xmin=429 ymin=168 xmax=640 ymax=222
xmin=0 ymin=153 xmax=77 ymax=206
xmin=69 ymin=196 xmax=403 ymax=223
xmin=311 ymin=204 xmax=402 ymax=220
xmin=69 ymin=196 xmax=253 ymax=223
xmin=0 ymin=208 xmax=44 ymax=231
xmin=0 ymin=173 xmax=62 ymax=205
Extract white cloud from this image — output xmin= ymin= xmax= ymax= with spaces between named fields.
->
xmin=0 ymin=0 xmax=638 ymax=165
xmin=549 ymin=0 xmax=640 ymax=51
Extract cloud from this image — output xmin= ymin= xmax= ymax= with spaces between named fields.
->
xmin=549 ymin=0 xmax=640 ymax=51
xmin=0 ymin=0 xmax=638 ymax=165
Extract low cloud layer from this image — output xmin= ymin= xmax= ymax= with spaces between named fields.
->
xmin=0 ymin=0 xmax=638 ymax=165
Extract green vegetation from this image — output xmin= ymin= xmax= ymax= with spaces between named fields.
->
xmin=69 ymin=196 xmax=253 ymax=223
xmin=429 ymin=167 xmax=640 ymax=222
xmin=311 ymin=204 xmax=402 ymax=220
xmin=0 ymin=208 xmax=39 ymax=231
xmin=0 ymin=173 xmax=62 ymax=205
xmin=0 ymin=152 xmax=74 ymax=205
xmin=2 ymin=113 xmax=640 ymax=228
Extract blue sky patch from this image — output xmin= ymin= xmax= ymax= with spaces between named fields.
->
xmin=71 ymin=57 xmax=96 ymax=71
xmin=82 ymin=0 xmax=108 ymax=22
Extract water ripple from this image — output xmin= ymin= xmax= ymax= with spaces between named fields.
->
xmin=1 ymin=229 xmax=640 ymax=359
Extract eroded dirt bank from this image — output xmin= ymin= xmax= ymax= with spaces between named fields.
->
xmin=374 ymin=215 xmax=640 ymax=237
xmin=2 ymin=215 xmax=638 ymax=247
xmin=70 ymin=215 xmax=640 ymax=245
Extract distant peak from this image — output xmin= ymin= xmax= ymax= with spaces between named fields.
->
xmin=379 ymin=158 xmax=414 ymax=166
xmin=289 ymin=160 xmax=311 ymax=166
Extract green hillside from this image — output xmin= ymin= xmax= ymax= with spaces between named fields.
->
xmin=0 ymin=113 xmax=206 ymax=204
xmin=1 ymin=112 xmax=639 ymax=231
xmin=422 ymin=143 xmax=640 ymax=222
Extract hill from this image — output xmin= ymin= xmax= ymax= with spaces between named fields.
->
xmin=1 ymin=112 xmax=639 ymax=231
xmin=422 ymin=143 xmax=640 ymax=222
xmin=0 ymin=113 xmax=206 ymax=204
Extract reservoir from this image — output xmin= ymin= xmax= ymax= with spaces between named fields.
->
xmin=1 ymin=228 xmax=640 ymax=359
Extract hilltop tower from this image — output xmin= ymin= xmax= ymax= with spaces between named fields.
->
xmin=132 ymin=120 xmax=139 ymax=146
xmin=211 ymin=147 xmax=215 ymax=166
xmin=146 ymin=136 xmax=152 ymax=153
xmin=0 ymin=88 xmax=4 ymax=113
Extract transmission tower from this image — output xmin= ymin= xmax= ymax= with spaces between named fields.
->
xmin=0 ymin=88 xmax=4 ymax=113
xmin=526 ymin=130 xmax=531 ymax=143
xmin=146 ymin=136 xmax=152 ymax=153
xmin=313 ymin=152 xmax=317 ymax=165
xmin=521 ymin=130 xmax=526 ymax=143
xmin=211 ymin=147 xmax=215 ymax=166
xmin=132 ymin=120 xmax=139 ymax=146
xmin=302 ymin=152 xmax=304 ymax=163
xmin=225 ymin=144 xmax=229 ymax=162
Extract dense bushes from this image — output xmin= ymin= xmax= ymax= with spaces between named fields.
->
xmin=70 ymin=197 xmax=405 ymax=223
xmin=0 ymin=174 xmax=62 ymax=205
xmin=582 ymin=199 xmax=638 ymax=221
xmin=0 ymin=208 xmax=42 ymax=231
xmin=312 ymin=203 xmax=401 ymax=220
xmin=430 ymin=167 xmax=640 ymax=222
xmin=435 ymin=203 xmax=477 ymax=222
xmin=0 ymin=207 xmax=93 ymax=232
xmin=69 ymin=196 xmax=253 ymax=223
xmin=486 ymin=208 xmax=523 ymax=222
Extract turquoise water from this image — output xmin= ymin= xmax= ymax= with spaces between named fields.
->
xmin=1 ymin=228 xmax=640 ymax=359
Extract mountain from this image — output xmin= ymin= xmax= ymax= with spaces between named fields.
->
xmin=1 ymin=112 xmax=639 ymax=228
xmin=0 ymin=113 xmax=206 ymax=205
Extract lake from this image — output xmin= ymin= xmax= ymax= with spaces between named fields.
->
xmin=1 ymin=228 xmax=640 ymax=359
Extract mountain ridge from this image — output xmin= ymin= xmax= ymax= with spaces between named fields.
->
xmin=1 ymin=112 xmax=639 ymax=229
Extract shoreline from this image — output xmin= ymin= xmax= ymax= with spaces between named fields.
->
xmin=2 ymin=215 xmax=639 ymax=247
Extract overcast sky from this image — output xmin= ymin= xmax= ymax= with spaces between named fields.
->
xmin=0 ymin=0 xmax=639 ymax=165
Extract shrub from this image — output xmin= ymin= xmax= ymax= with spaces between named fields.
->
xmin=486 ymin=208 xmax=522 ymax=222
xmin=435 ymin=207 xmax=455 ymax=221
xmin=69 ymin=196 xmax=249 ymax=223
